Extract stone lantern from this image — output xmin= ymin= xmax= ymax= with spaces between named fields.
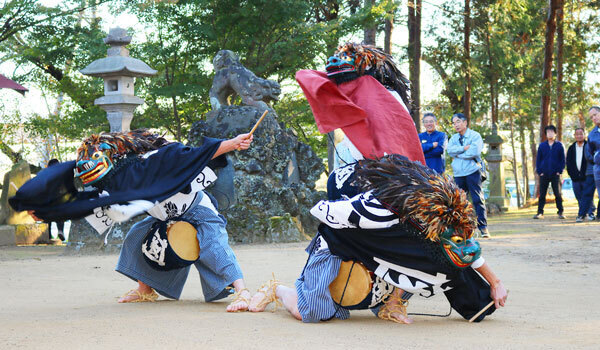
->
xmin=80 ymin=27 xmax=157 ymax=132
xmin=485 ymin=123 xmax=509 ymax=211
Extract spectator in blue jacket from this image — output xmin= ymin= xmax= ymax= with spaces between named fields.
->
xmin=534 ymin=125 xmax=566 ymax=219
xmin=447 ymin=113 xmax=489 ymax=238
xmin=419 ymin=112 xmax=447 ymax=174
xmin=566 ymin=128 xmax=596 ymax=222
xmin=585 ymin=106 xmax=600 ymax=221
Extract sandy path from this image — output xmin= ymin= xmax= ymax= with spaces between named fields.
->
xmin=1 ymin=204 xmax=599 ymax=349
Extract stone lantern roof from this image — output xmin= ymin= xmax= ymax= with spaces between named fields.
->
xmin=79 ymin=27 xmax=156 ymax=132
xmin=80 ymin=27 xmax=157 ymax=77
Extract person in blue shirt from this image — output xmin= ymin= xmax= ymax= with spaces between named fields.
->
xmin=585 ymin=106 xmax=600 ymax=221
xmin=447 ymin=113 xmax=489 ymax=238
xmin=419 ymin=112 xmax=447 ymax=174
xmin=534 ymin=125 xmax=566 ymax=220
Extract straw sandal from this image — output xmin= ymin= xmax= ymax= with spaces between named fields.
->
xmin=119 ymin=288 xmax=158 ymax=303
xmin=227 ymin=288 xmax=250 ymax=312
xmin=252 ymin=273 xmax=282 ymax=312
xmin=377 ymin=293 xmax=410 ymax=324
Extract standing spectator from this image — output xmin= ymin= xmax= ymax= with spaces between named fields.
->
xmin=447 ymin=113 xmax=489 ymax=238
xmin=566 ymin=128 xmax=596 ymax=222
xmin=586 ymin=106 xmax=600 ymax=221
xmin=534 ymin=125 xmax=566 ymax=220
xmin=419 ymin=112 xmax=447 ymax=174
xmin=47 ymin=159 xmax=65 ymax=241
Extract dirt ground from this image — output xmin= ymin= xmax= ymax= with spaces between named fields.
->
xmin=1 ymin=201 xmax=599 ymax=349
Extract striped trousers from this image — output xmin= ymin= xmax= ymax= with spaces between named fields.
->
xmin=295 ymin=237 xmax=350 ymax=322
xmin=116 ymin=191 xmax=243 ymax=301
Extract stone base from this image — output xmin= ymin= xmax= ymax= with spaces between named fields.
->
xmin=14 ymin=223 xmax=50 ymax=244
xmin=265 ymin=214 xmax=310 ymax=243
xmin=0 ymin=225 xmax=16 ymax=246
xmin=188 ymin=105 xmax=325 ymax=243
xmin=64 ymin=216 xmax=144 ymax=255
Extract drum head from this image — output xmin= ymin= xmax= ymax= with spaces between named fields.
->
xmin=167 ymin=221 xmax=200 ymax=261
xmin=329 ymin=260 xmax=372 ymax=307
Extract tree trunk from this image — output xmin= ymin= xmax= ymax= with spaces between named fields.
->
xmin=422 ymin=54 xmax=462 ymax=112
xmin=556 ymin=0 xmax=564 ymax=141
xmin=578 ymin=109 xmax=586 ymax=128
xmin=484 ymin=31 xmax=498 ymax=125
xmin=519 ymin=119 xmax=530 ymax=200
xmin=407 ymin=0 xmax=422 ymax=130
xmin=384 ymin=8 xmax=394 ymax=54
xmin=363 ymin=0 xmax=376 ymax=45
xmin=529 ymin=121 xmax=540 ymax=198
xmin=509 ymin=103 xmax=522 ymax=207
xmin=463 ymin=0 xmax=472 ymax=124
xmin=172 ymin=96 xmax=182 ymax=142
xmin=540 ymin=0 xmax=560 ymax=142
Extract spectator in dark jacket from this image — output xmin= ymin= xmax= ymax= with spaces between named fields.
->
xmin=419 ymin=112 xmax=447 ymax=174
xmin=534 ymin=125 xmax=566 ymax=219
xmin=586 ymin=105 xmax=600 ymax=221
xmin=566 ymin=128 xmax=596 ymax=222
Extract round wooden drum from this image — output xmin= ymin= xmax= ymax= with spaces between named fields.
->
xmin=166 ymin=221 xmax=200 ymax=261
xmin=329 ymin=260 xmax=373 ymax=308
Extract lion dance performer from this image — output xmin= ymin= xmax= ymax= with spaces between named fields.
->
xmin=295 ymin=42 xmax=425 ymax=168
xmin=249 ymin=155 xmax=507 ymax=323
xmin=10 ymin=130 xmax=254 ymax=311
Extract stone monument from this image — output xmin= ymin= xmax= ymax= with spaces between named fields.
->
xmin=485 ymin=123 xmax=509 ymax=212
xmin=80 ymin=27 xmax=157 ymax=132
xmin=188 ymin=50 xmax=325 ymax=243
xmin=67 ymin=27 xmax=156 ymax=253
xmin=0 ymin=161 xmax=49 ymax=244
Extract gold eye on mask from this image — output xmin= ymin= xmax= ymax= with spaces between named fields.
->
xmin=451 ymin=236 xmax=464 ymax=244
xmin=91 ymin=151 xmax=102 ymax=160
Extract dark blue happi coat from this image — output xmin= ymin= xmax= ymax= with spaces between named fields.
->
xmin=322 ymin=161 xmax=495 ymax=321
xmin=9 ymin=138 xmax=225 ymax=222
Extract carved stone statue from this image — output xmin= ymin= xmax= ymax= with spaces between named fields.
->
xmin=209 ymin=50 xmax=281 ymax=112
xmin=190 ymin=50 xmax=324 ymax=243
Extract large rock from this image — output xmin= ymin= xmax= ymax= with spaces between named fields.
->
xmin=188 ymin=106 xmax=325 ymax=243
xmin=65 ymin=215 xmax=145 ymax=254
xmin=0 ymin=161 xmax=35 ymax=225
xmin=14 ymin=223 xmax=50 ymax=244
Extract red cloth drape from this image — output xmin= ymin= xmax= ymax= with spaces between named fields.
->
xmin=296 ymin=69 xmax=425 ymax=164
xmin=0 ymin=74 xmax=28 ymax=95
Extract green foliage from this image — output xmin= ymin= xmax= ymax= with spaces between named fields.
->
xmin=423 ymin=0 xmax=600 ymax=143
xmin=274 ymin=92 xmax=327 ymax=159
xmin=3 ymin=0 xmax=600 ymax=170
xmin=107 ymin=0 xmax=370 ymax=142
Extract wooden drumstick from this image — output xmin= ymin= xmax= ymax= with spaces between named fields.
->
xmin=469 ymin=290 xmax=509 ymax=323
xmin=249 ymin=110 xmax=269 ymax=136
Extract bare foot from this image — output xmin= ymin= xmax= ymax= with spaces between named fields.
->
xmin=118 ymin=288 xmax=157 ymax=303
xmin=118 ymin=281 xmax=157 ymax=303
xmin=226 ymin=289 xmax=251 ymax=312
xmin=249 ymin=277 xmax=281 ymax=312
xmin=276 ymin=285 xmax=302 ymax=320
xmin=378 ymin=297 xmax=413 ymax=324
xmin=388 ymin=310 xmax=413 ymax=324
xmin=248 ymin=288 xmax=274 ymax=312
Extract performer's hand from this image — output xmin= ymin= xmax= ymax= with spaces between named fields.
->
xmin=464 ymin=144 xmax=470 ymax=151
xmin=233 ymin=133 xmax=253 ymax=151
xmin=490 ymin=280 xmax=508 ymax=308
xmin=433 ymin=142 xmax=438 ymax=148
xmin=27 ymin=210 xmax=42 ymax=222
